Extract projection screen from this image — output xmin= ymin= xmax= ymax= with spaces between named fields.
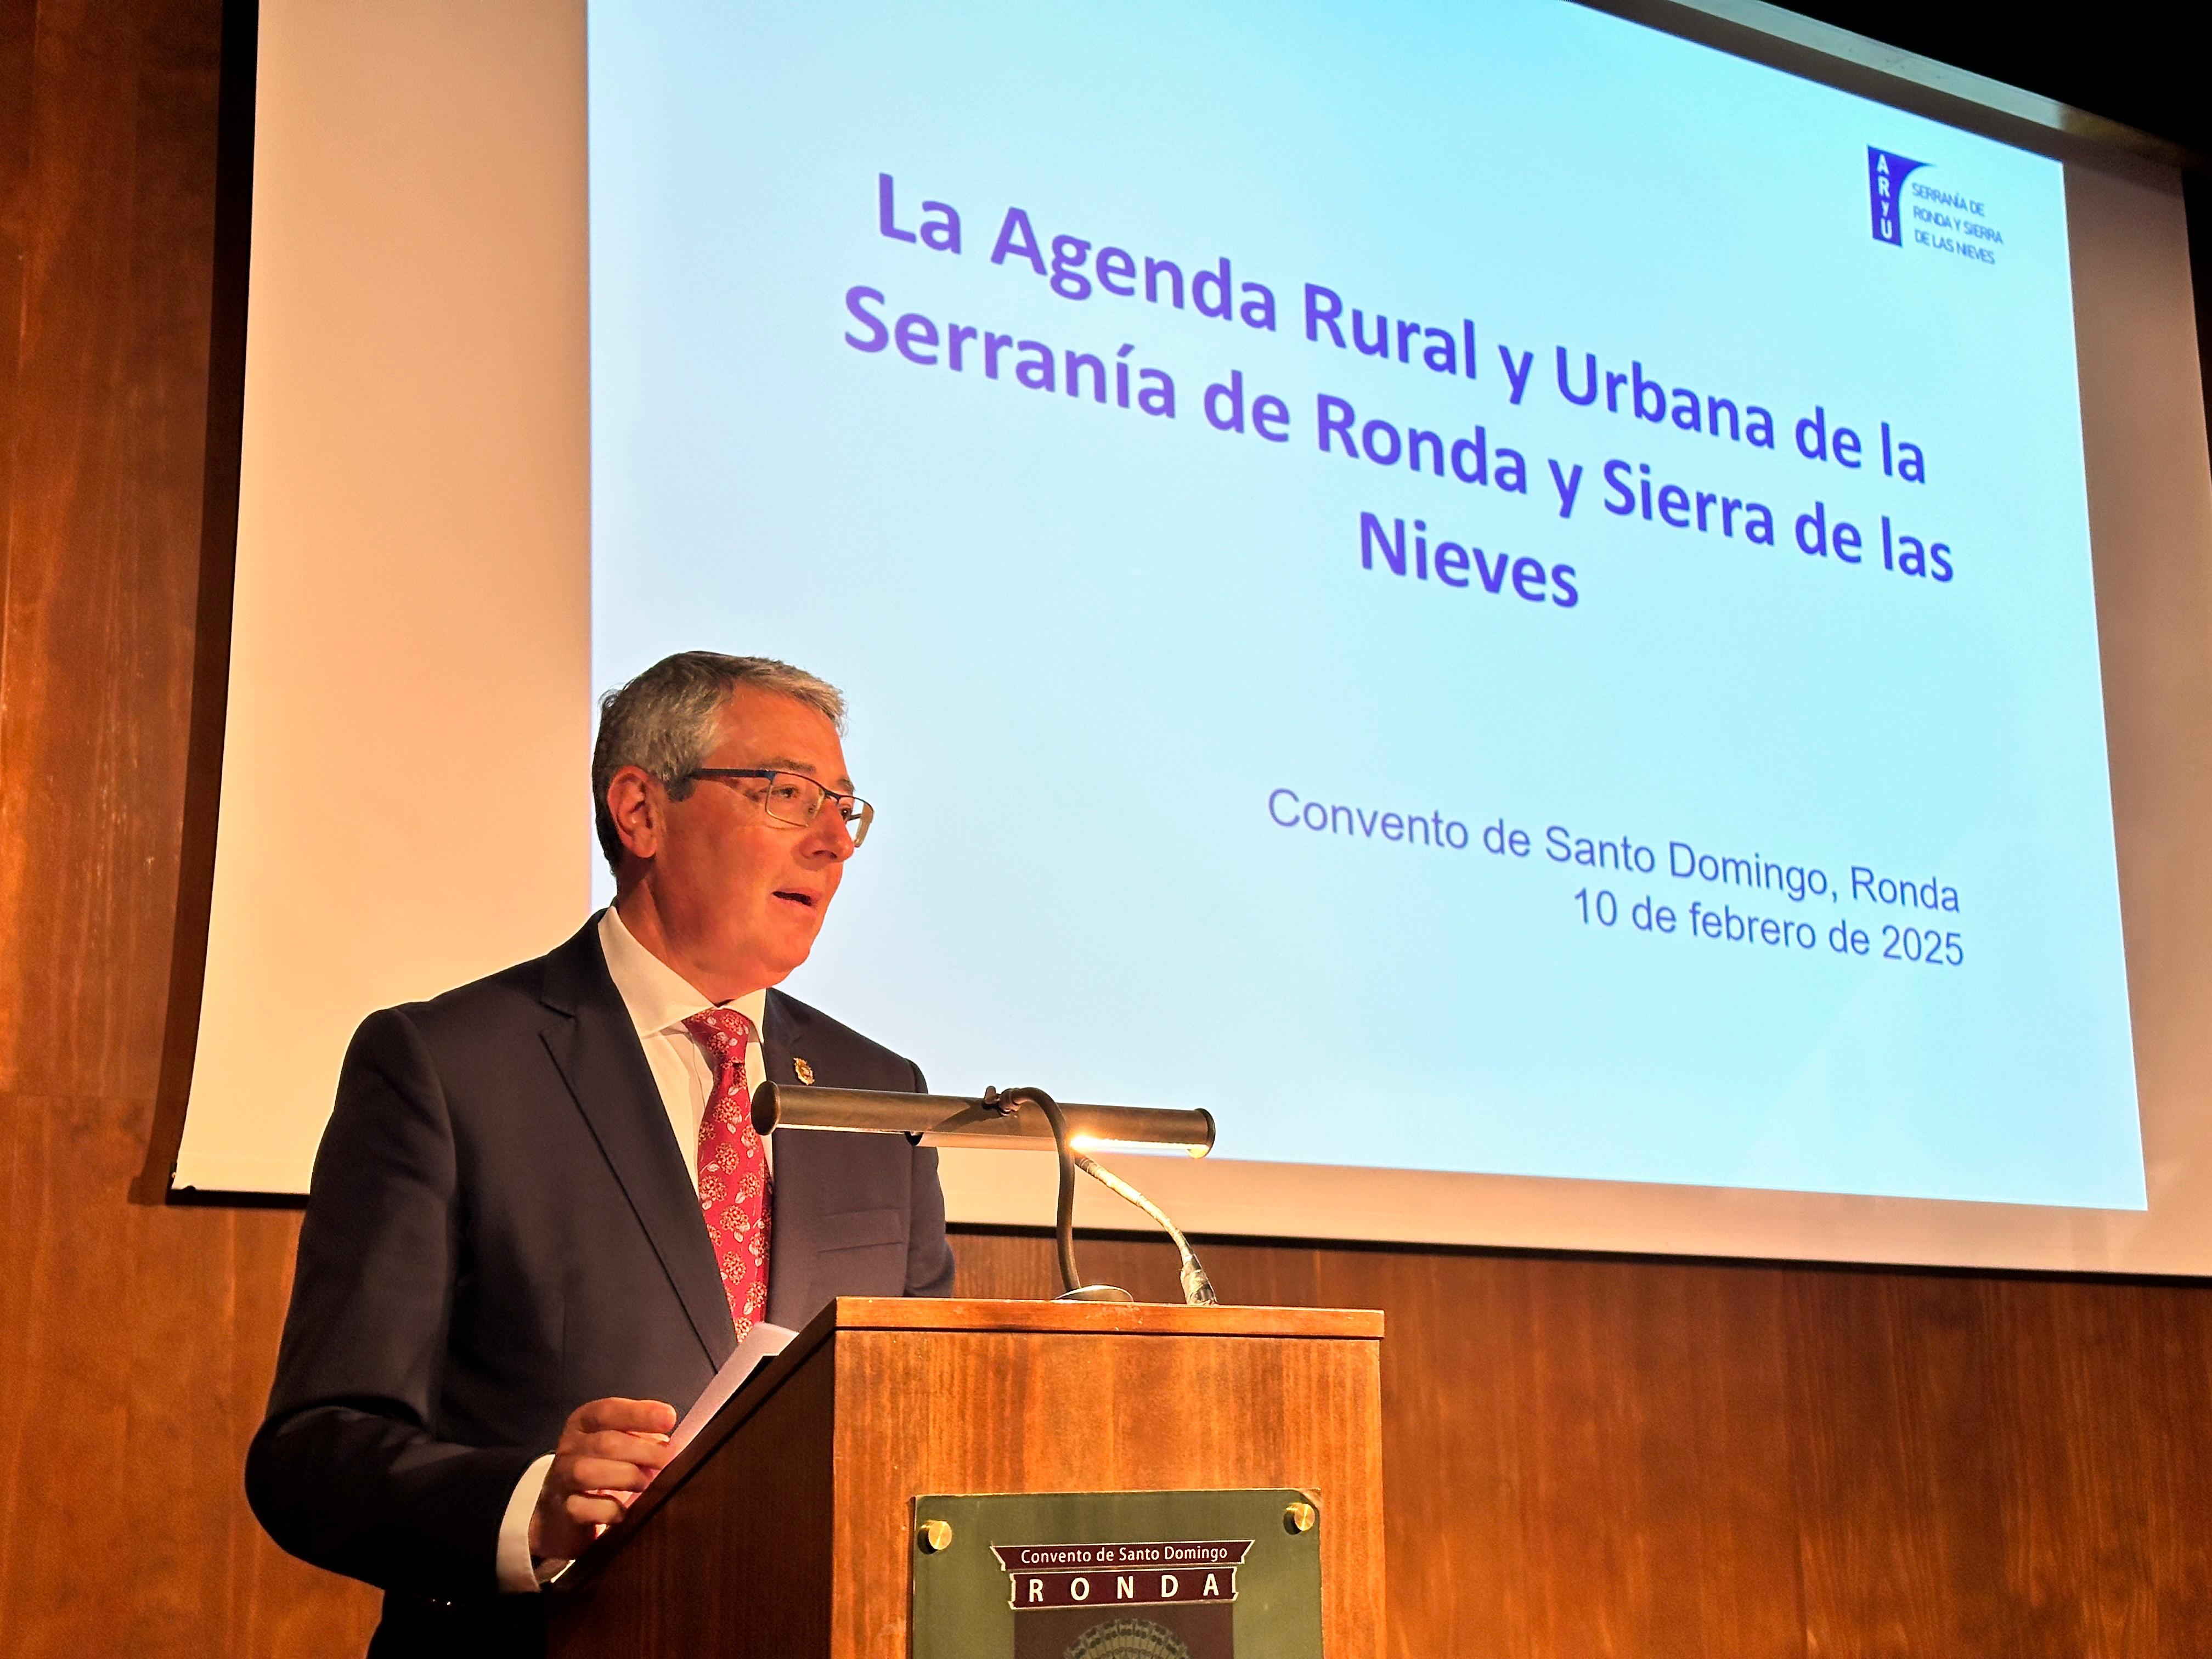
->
xmin=173 ymin=0 xmax=2212 ymax=1274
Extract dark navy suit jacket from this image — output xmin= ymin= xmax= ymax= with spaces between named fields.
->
xmin=246 ymin=916 xmax=955 ymax=1655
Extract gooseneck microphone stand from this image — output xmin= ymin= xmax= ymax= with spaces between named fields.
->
xmin=1070 ymin=1148 xmax=1219 ymax=1307
xmin=980 ymin=1086 xmax=1134 ymax=1302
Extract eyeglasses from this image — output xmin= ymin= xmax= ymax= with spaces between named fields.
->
xmin=683 ymin=768 xmax=874 ymax=848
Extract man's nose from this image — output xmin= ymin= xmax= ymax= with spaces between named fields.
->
xmin=805 ymin=806 xmax=856 ymax=861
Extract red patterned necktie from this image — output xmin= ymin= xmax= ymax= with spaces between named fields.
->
xmin=681 ymin=1008 xmax=771 ymax=1338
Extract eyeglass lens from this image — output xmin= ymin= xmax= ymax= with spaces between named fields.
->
xmin=759 ymin=772 xmax=871 ymax=846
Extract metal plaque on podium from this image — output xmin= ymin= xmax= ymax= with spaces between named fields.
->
xmin=911 ymin=1488 xmax=1325 ymax=1659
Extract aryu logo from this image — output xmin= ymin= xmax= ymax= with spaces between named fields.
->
xmin=1867 ymin=148 xmax=1927 ymax=245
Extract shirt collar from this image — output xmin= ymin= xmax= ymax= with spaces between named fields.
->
xmin=597 ymin=906 xmax=769 ymax=1040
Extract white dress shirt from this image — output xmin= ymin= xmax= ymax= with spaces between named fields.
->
xmin=495 ymin=906 xmax=770 ymax=1592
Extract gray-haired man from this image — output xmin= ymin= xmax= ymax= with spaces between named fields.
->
xmin=247 ymin=653 xmax=956 ymax=1658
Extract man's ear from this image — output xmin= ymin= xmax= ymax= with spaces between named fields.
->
xmin=605 ymin=766 xmax=664 ymax=865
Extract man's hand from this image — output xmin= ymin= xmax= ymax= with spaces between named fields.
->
xmin=529 ymin=1396 xmax=679 ymax=1566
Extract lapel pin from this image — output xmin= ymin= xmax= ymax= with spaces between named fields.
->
xmin=793 ymin=1057 xmax=815 ymax=1085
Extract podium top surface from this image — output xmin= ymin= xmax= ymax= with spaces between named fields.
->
xmin=820 ymin=1297 xmax=1384 ymax=1341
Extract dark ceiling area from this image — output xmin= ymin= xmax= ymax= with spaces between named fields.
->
xmin=1780 ymin=1 xmax=2210 ymax=161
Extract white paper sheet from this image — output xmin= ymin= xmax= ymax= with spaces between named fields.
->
xmin=667 ymin=1322 xmax=797 ymax=1458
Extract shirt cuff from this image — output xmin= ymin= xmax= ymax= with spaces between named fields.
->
xmin=496 ymin=1453 xmax=558 ymax=1593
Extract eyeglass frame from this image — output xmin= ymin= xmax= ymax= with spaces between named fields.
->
xmin=681 ymin=767 xmax=874 ymax=847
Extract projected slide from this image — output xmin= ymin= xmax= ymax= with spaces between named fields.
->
xmin=588 ymin=0 xmax=2143 ymax=1209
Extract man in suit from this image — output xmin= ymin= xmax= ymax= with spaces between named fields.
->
xmin=247 ymin=652 xmax=955 ymax=1656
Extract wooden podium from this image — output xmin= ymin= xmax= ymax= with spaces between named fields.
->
xmin=547 ymin=1297 xmax=1384 ymax=1658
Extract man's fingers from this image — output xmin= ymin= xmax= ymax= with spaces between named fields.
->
xmin=579 ymin=1429 xmax=675 ymax=1469
xmin=570 ymin=1396 xmax=678 ymax=1436
xmin=534 ymin=1402 xmax=681 ymax=1562
xmin=565 ymin=1455 xmax=658 ymax=1494
xmin=562 ymin=1492 xmax=625 ymax=1530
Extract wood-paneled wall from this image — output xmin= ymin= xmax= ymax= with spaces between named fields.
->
xmin=0 ymin=1 xmax=376 ymax=1653
xmin=957 ymin=1230 xmax=2212 ymax=1657
xmin=2 ymin=2 xmax=2209 ymax=1655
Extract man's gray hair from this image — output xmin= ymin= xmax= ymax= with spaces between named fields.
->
xmin=591 ymin=652 xmax=847 ymax=871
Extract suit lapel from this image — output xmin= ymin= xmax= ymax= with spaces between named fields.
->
xmin=761 ymin=989 xmax=803 ymax=1098
xmin=763 ymin=990 xmax=821 ymax=1327
xmin=539 ymin=919 xmax=735 ymax=1369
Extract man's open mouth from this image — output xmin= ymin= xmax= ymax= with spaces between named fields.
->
xmin=772 ymin=890 xmax=817 ymax=908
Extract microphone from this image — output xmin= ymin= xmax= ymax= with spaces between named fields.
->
xmin=977 ymin=1085 xmax=1216 ymax=1307
xmin=1068 ymin=1148 xmax=1218 ymax=1307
